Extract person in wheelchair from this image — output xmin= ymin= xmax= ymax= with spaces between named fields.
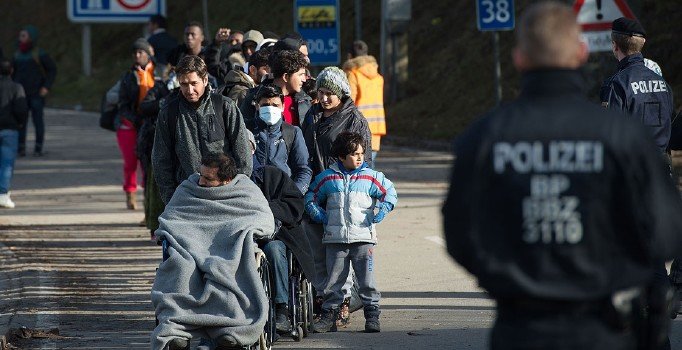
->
xmin=246 ymin=130 xmax=315 ymax=335
xmin=151 ymin=153 xmax=275 ymax=350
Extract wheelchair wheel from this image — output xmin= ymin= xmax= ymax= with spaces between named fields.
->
xmin=290 ymin=272 xmax=303 ymax=341
xmin=256 ymin=252 xmax=275 ymax=350
xmin=302 ymin=280 xmax=314 ymax=337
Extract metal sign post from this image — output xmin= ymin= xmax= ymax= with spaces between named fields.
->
xmin=476 ymin=0 xmax=515 ymax=106
xmin=294 ymin=0 xmax=341 ymax=66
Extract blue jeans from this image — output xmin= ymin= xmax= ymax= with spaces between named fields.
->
xmin=19 ymin=95 xmax=45 ymax=152
xmin=262 ymin=240 xmax=289 ymax=305
xmin=0 ymin=129 xmax=19 ymax=194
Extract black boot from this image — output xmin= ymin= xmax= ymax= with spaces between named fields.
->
xmin=215 ymin=334 xmax=239 ymax=349
xmin=165 ymin=337 xmax=189 ymax=350
xmin=275 ymin=303 xmax=292 ymax=333
xmin=364 ymin=305 xmax=381 ymax=333
xmin=313 ymin=308 xmax=338 ymax=333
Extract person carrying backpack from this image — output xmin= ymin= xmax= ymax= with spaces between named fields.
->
xmin=250 ymin=84 xmax=311 ymax=194
xmin=116 ymin=38 xmax=155 ymax=211
xmin=12 ymin=25 xmax=56 ymax=157
xmin=152 ymin=55 xmax=252 ymax=205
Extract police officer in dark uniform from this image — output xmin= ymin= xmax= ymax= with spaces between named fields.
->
xmin=600 ymin=17 xmax=681 ymax=333
xmin=442 ymin=2 xmax=682 ymax=349
xmin=601 ymin=17 xmax=674 ymax=154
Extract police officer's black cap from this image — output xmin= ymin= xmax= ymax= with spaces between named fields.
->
xmin=611 ymin=17 xmax=646 ymax=38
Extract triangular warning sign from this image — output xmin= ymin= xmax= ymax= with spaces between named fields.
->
xmin=573 ymin=0 xmax=637 ymax=31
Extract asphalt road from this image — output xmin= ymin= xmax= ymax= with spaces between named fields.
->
xmin=0 ymin=109 xmax=680 ymax=349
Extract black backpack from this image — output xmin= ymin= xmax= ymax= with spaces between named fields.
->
xmin=99 ymin=79 xmax=121 ymax=132
xmin=166 ymin=92 xmax=226 ymax=156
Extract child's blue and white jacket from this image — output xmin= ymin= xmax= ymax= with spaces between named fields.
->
xmin=305 ymin=162 xmax=398 ymax=244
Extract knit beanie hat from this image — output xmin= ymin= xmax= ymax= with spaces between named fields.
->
xmin=316 ymin=66 xmax=351 ymax=98
xmin=132 ymin=38 xmax=153 ymax=57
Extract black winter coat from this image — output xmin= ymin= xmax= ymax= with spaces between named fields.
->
xmin=301 ymin=98 xmax=372 ymax=177
xmin=137 ymin=80 xmax=172 ymax=166
xmin=251 ymin=165 xmax=315 ymax=280
xmin=117 ymin=65 xmax=154 ymax=129
xmin=12 ymin=48 xmax=56 ymax=96
xmin=443 ymin=70 xmax=682 ymax=301
xmin=147 ymin=31 xmax=178 ymax=66
xmin=0 ymin=76 xmax=28 ymax=130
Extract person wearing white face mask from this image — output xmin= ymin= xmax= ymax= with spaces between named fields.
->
xmin=251 ymin=84 xmax=311 ymax=195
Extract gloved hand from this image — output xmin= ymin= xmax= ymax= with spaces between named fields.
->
xmin=306 ymin=202 xmax=328 ymax=224
xmin=373 ymin=202 xmax=394 ymax=224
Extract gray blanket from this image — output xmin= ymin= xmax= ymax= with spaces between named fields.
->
xmin=151 ymin=173 xmax=275 ymax=350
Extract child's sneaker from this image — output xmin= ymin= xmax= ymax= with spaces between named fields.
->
xmin=364 ymin=305 xmax=381 ymax=333
xmin=313 ymin=308 xmax=338 ymax=333
xmin=336 ymin=297 xmax=351 ymax=327
xmin=0 ymin=193 xmax=15 ymax=209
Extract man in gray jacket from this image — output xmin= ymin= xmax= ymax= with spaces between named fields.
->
xmin=152 ymin=55 xmax=252 ymax=204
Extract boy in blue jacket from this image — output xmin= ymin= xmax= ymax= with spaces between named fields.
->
xmin=305 ymin=131 xmax=397 ymax=333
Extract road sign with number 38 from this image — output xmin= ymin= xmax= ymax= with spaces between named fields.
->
xmin=476 ymin=0 xmax=515 ymax=31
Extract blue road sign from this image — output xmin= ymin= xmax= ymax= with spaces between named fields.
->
xmin=294 ymin=0 xmax=340 ymax=66
xmin=476 ymin=0 xmax=515 ymax=31
xmin=67 ymin=0 xmax=166 ymax=23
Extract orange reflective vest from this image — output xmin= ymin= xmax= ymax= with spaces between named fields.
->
xmin=344 ymin=56 xmax=386 ymax=150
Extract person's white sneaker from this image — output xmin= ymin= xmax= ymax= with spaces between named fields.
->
xmin=0 ymin=193 xmax=16 ymax=209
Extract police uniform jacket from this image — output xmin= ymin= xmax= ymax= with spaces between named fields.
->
xmin=602 ymin=53 xmax=674 ymax=152
xmin=443 ymin=70 xmax=682 ymax=301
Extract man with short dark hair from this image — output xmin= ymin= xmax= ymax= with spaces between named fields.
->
xmin=443 ymin=2 xmax=682 ymax=349
xmin=240 ymin=50 xmax=311 ymax=127
xmin=273 ymin=34 xmax=309 ymax=63
xmin=251 ymin=84 xmax=311 ymax=194
xmin=198 ymin=153 xmax=237 ymax=187
xmin=146 ymin=15 xmax=177 ymax=67
xmin=152 ymin=55 xmax=252 ymax=205
xmin=167 ymin=21 xmax=207 ymax=67
xmin=0 ymin=59 xmax=28 ymax=208
xmin=247 ymin=46 xmax=272 ymax=85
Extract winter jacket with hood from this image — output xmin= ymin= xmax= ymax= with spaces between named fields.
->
xmin=343 ymin=55 xmax=386 ymax=151
xmin=251 ymin=117 xmax=312 ymax=194
xmin=305 ymin=162 xmax=397 ymax=244
xmin=301 ymin=98 xmax=372 ymax=177
xmin=152 ymin=90 xmax=253 ymax=204
xmin=12 ymin=25 xmax=57 ymax=97
xmin=0 ymin=75 xmax=28 ymax=130
xmin=219 ymin=70 xmax=255 ymax=107
xmin=117 ymin=61 xmax=155 ymax=130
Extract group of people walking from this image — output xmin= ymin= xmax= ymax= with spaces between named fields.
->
xmin=103 ymin=15 xmax=395 ymax=350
